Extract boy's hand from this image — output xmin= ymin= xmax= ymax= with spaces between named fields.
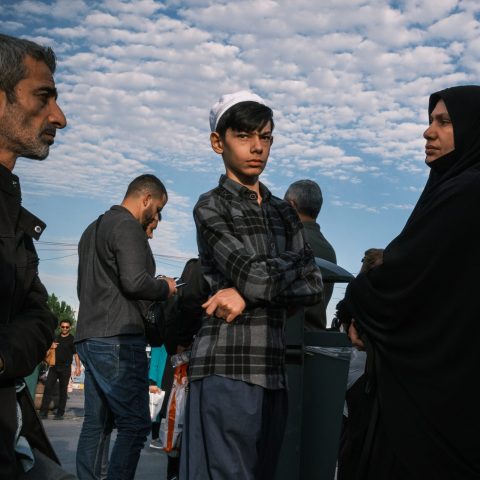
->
xmin=203 ymin=288 xmax=246 ymax=323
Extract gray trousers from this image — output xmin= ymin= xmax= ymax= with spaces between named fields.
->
xmin=180 ymin=375 xmax=287 ymax=480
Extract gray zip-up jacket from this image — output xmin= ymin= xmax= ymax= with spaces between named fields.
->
xmin=76 ymin=205 xmax=169 ymax=342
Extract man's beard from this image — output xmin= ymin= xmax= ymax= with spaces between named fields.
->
xmin=0 ymin=103 xmax=51 ymax=160
xmin=13 ymin=135 xmax=50 ymax=160
xmin=141 ymin=210 xmax=156 ymax=230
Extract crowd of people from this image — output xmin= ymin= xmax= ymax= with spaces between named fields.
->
xmin=1 ymin=31 xmax=480 ymax=480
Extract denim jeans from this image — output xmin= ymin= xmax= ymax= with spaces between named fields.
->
xmin=76 ymin=338 xmax=151 ymax=480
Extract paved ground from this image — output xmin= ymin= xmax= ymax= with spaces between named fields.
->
xmin=41 ymin=389 xmax=168 ymax=479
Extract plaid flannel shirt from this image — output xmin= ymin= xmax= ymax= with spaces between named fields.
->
xmin=189 ymin=175 xmax=323 ymax=389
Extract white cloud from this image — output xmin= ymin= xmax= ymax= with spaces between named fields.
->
xmin=6 ymin=1 xmax=479 ymax=206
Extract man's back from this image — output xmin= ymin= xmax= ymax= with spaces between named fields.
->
xmin=76 ymin=205 xmax=167 ymax=342
xmin=303 ymin=220 xmax=337 ymax=329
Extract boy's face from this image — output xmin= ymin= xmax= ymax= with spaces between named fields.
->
xmin=211 ymin=121 xmax=273 ymax=185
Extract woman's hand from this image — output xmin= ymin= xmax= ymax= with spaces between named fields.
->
xmin=348 ymin=320 xmax=365 ymax=350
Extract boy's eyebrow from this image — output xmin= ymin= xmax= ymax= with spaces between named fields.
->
xmin=233 ymin=128 xmax=272 ymax=134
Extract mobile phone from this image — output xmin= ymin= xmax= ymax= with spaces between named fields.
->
xmin=175 ymin=278 xmax=187 ymax=288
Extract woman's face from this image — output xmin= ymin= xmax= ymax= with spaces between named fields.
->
xmin=423 ymin=99 xmax=455 ymax=163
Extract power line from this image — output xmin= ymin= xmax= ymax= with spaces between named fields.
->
xmin=39 ymin=254 xmax=77 ymax=261
xmin=37 ymin=240 xmax=192 ymax=264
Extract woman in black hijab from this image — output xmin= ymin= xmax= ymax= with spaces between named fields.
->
xmin=344 ymin=86 xmax=480 ymax=479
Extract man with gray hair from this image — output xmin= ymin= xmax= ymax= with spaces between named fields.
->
xmin=0 ymin=33 xmax=71 ymax=478
xmin=285 ymin=179 xmax=337 ymax=329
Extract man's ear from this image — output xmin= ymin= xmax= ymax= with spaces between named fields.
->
xmin=210 ymin=132 xmax=224 ymax=154
xmin=142 ymin=193 xmax=152 ymax=207
xmin=287 ymin=199 xmax=297 ymax=210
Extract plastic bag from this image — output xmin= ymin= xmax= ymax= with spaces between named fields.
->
xmin=149 ymin=390 xmax=166 ymax=421
xmin=160 ymin=352 xmax=189 ymax=457
xmin=303 ymin=345 xmax=352 ymax=362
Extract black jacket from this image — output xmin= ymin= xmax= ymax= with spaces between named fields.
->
xmin=302 ymin=221 xmax=337 ymax=330
xmin=0 ymin=165 xmax=59 ymax=479
xmin=76 ymin=205 xmax=170 ymax=342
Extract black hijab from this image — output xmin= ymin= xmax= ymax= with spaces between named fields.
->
xmin=344 ymin=86 xmax=480 ymax=479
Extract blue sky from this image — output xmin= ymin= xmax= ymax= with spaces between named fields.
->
xmin=2 ymin=0 xmax=478 ymax=322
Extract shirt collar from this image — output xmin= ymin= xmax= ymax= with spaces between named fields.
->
xmin=219 ymin=174 xmax=272 ymax=203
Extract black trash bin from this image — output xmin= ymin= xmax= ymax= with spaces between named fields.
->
xmin=301 ymin=331 xmax=351 ymax=479
xmin=276 ymin=312 xmax=351 ymax=480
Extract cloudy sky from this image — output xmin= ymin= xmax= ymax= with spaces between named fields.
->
xmin=2 ymin=0 xmax=477 ymax=321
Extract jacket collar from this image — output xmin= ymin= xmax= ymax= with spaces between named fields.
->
xmin=0 ymin=163 xmax=21 ymax=200
xmin=18 ymin=207 xmax=46 ymax=240
xmin=0 ymin=165 xmax=46 ymax=239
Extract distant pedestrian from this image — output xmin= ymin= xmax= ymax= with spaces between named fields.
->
xmin=144 ymin=213 xmax=168 ymax=450
xmin=148 ymin=346 xmax=167 ymax=449
xmin=39 ymin=319 xmax=81 ymax=420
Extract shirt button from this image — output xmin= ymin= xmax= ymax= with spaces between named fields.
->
xmin=249 ymin=193 xmax=257 ymax=200
xmin=34 ymin=225 xmax=42 ymax=234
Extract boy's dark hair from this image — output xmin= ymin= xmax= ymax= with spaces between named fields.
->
xmin=0 ymin=33 xmax=57 ymax=103
xmin=216 ymin=101 xmax=274 ymax=139
xmin=124 ymin=174 xmax=168 ymax=201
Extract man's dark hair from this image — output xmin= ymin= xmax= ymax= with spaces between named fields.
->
xmin=125 ymin=174 xmax=168 ymax=201
xmin=284 ymin=179 xmax=323 ymax=219
xmin=216 ymin=101 xmax=274 ymax=138
xmin=60 ymin=319 xmax=72 ymax=326
xmin=0 ymin=33 xmax=57 ymax=103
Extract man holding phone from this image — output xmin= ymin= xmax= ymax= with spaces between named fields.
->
xmin=75 ymin=174 xmax=177 ymax=480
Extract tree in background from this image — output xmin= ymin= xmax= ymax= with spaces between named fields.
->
xmin=47 ymin=293 xmax=77 ymax=336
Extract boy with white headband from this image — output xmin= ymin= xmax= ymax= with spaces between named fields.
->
xmin=180 ymin=91 xmax=323 ymax=479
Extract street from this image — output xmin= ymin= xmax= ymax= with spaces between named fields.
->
xmin=42 ymin=389 xmax=168 ymax=479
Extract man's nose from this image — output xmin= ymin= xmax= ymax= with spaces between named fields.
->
xmin=48 ymin=100 xmax=67 ymax=129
